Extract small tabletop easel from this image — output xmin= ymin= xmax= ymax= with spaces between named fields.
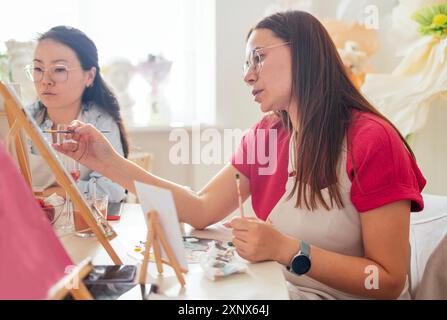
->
xmin=0 ymin=82 xmax=122 ymax=265
xmin=48 ymin=258 xmax=94 ymax=300
xmin=139 ymin=211 xmax=187 ymax=287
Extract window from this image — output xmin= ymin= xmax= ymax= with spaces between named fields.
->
xmin=0 ymin=0 xmax=216 ymax=127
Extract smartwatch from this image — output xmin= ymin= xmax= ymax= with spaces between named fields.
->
xmin=287 ymin=240 xmax=311 ymax=276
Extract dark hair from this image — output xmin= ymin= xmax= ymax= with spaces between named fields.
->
xmin=37 ymin=26 xmax=129 ymax=158
xmin=249 ymin=11 xmax=414 ymax=211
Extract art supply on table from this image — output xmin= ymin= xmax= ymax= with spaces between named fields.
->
xmin=37 ymin=193 xmax=65 ymax=225
xmin=69 ymin=265 xmax=159 ymax=300
xmin=130 ymin=236 xmax=222 ymax=264
xmin=107 ymin=202 xmax=123 ymax=221
xmin=74 ymin=193 xmax=108 ymax=238
xmin=84 ymin=265 xmax=137 ymax=284
xmin=199 ymin=241 xmax=247 ymax=281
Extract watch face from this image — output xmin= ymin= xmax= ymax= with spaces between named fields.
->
xmin=292 ymin=255 xmax=311 ymax=275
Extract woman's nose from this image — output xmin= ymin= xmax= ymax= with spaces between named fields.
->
xmin=243 ymin=68 xmax=257 ymax=86
xmin=41 ymin=71 xmax=54 ymax=86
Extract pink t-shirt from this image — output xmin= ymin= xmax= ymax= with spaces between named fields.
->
xmin=231 ymin=111 xmax=426 ymax=221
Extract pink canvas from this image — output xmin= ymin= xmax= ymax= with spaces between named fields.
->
xmin=0 ymin=141 xmax=73 ymax=299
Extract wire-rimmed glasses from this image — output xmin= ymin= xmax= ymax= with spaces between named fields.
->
xmin=243 ymin=42 xmax=291 ymax=76
xmin=24 ymin=64 xmax=77 ymax=83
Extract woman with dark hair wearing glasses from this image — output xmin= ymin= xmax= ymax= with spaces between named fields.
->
xmin=26 ymin=26 xmax=129 ymax=204
xmin=55 ymin=12 xmax=425 ymax=299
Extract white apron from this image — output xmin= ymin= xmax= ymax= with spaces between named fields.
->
xmin=268 ymin=136 xmax=411 ymax=300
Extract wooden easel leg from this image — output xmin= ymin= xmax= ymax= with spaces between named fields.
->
xmin=152 ymin=233 xmax=164 ymax=274
xmin=154 ymin=219 xmax=186 ymax=287
xmin=70 ymin=282 xmax=94 ymax=300
xmin=149 ymin=213 xmax=164 ymax=274
xmin=48 ymin=259 xmax=94 ymax=300
xmin=139 ymin=213 xmax=155 ymax=284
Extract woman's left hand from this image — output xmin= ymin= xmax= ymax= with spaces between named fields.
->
xmin=228 ymin=217 xmax=300 ymax=264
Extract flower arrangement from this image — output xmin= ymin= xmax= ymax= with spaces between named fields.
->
xmin=136 ymin=54 xmax=173 ymax=125
xmin=337 ymin=41 xmax=369 ymax=89
xmin=323 ymin=20 xmax=378 ymax=89
xmin=412 ymin=3 xmax=447 ymax=37
xmin=362 ymin=1 xmax=447 ymax=139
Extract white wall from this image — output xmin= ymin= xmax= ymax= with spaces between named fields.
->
xmin=129 ymin=0 xmax=271 ymax=184
xmin=192 ymin=0 xmax=272 ymax=192
xmin=215 ymin=0 xmax=269 ymax=131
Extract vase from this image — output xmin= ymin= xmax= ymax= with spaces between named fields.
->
xmin=147 ymin=84 xmax=172 ymax=126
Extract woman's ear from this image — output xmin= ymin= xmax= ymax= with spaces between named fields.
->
xmin=86 ymin=67 xmax=97 ymax=87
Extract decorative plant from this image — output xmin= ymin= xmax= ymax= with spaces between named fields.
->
xmin=412 ymin=3 xmax=447 ymax=37
xmin=323 ymin=20 xmax=378 ymax=89
xmin=362 ymin=1 xmax=447 ymax=141
xmin=136 ymin=54 xmax=173 ymax=124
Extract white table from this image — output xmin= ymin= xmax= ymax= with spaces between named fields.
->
xmin=60 ymin=204 xmax=289 ymax=300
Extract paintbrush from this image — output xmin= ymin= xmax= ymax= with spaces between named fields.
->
xmin=43 ymin=129 xmax=111 ymax=134
xmin=235 ymin=173 xmax=245 ymax=218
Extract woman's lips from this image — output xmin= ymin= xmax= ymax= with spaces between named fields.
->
xmin=252 ymin=90 xmax=263 ymax=102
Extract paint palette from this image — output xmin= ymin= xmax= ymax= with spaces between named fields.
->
xmin=128 ymin=237 xmax=226 ymax=264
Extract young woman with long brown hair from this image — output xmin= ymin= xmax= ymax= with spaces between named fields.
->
xmin=54 ymin=11 xmax=425 ymax=299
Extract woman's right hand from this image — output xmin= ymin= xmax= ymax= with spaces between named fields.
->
xmin=52 ymin=120 xmax=121 ymax=175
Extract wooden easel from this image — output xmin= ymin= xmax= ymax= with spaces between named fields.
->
xmin=48 ymin=258 xmax=94 ymax=300
xmin=139 ymin=211 xmax=187 ymax=287
xmin=0 ymin=82 xmax=122 ymax=265
xmin=0 ymin=89 xmax=32 ymax=189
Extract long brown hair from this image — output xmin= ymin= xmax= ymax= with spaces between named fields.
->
xmin=250 ymin=11 xmax=414 ymax=211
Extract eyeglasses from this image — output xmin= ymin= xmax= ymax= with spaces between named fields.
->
xmin=24 ymin=64 xmax=78 ymax=83
xmin=243 ymin=42 xmax=291 ymax=76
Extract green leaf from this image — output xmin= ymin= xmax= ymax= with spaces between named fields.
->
xmin=412 ymin=11 xmax=432 ymax=26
